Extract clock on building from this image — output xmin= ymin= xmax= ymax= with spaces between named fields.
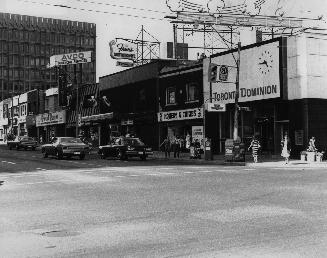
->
xmin=258 ymin=50 xmax=274 ymax=75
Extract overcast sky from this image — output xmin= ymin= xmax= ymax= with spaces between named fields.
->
xmin=1 ymin=0 xmax=326 ymax=81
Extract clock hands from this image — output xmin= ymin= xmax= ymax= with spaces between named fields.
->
xmin=258 ymin=60 xmax=268 ymax=67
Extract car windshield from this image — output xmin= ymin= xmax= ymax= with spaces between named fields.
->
xmin=21 ymin=137 xmax=34 ymax=141
xmin=126 ymin=138 xmax=145 ymax=146
xmin=60 ymin=138 xmax=83 ymax=144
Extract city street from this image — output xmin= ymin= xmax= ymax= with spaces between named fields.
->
xmin=1 ymin=148 xmax=327 ymax=257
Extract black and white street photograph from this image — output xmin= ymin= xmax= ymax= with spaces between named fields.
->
xmin=0 ymin=0 xmax=327 ymax=257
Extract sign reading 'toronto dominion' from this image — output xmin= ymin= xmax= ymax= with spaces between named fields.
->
xmin=207 ymin=41 xmax=280 ymax=104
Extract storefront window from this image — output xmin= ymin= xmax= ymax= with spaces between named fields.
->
xmin=166 ymin=87 xmax=176 ymax=105
xmin=186 ymin=83 xmax=199 ymax=102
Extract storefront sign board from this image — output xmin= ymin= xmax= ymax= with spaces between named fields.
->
xmin=206 ymin=103 xmax=226 ymax=112
xmin=157 ymin=108 xmax=203 ymax=122
xmin=36 ymin=111 xmax=66 ymax=127
xmin=207 ymin=41 xmax=280 ymax=104
xmin=294 ymin=130 xmax=304 ymax=146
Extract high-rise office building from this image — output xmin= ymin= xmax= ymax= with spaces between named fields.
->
xmin=0 ymin=12 xmax=96 ymax=101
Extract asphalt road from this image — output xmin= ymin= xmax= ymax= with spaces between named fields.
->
xmin=1 ymin=148 xmax=327 ymax=257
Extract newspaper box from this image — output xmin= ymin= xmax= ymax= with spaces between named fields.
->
xmin=225 ymin=139 xmax=245 ymax=162
xmin=204 ymin=138 xmax=213 ymax=160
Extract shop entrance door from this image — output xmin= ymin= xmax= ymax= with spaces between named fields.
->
xmin=275 ymin=121 xmax=289 ymax=154
xmin=255 ymin=117 xmax=273 ymax=153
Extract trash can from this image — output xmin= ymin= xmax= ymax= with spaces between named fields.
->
xmin=300 ymin=151 xmax=306 ymax=162
xmin=204 ymin=138 xmax=213 ymax=160
xmin=306 ymin=151 xmax=315 ymax=162
xmin=316 ymin=153 xmax=323 ymax=162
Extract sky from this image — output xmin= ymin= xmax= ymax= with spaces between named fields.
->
xmin=1 ymin=0 xmax=326 ymax=82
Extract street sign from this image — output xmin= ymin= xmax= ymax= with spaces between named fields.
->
xmin=206 ymin=103 xmax=226 ymax=112
xmin=239 ymin=106 xmax=251 ymax=111
xmin=219 ymin=65 xmax=228 ymax=81
xmin=49 ymin=51 xmax=92 ymax=67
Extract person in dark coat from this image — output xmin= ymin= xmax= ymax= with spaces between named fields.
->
xmin=160 ymin=137 xmax=171 ymax=158
xmin=248 ymin=136 xmax=261 ymax=163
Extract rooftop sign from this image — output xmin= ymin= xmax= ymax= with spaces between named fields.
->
xmin=49 ymin=51 xmax=92 ymax=67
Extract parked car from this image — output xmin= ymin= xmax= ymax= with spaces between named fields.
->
xmin=98 ymin=137 xmax=153 ymax=160
xmin=7 ymin=136 xmax=37 ymax=150
xmin=41 ymin=137 xmax=89 ymax=160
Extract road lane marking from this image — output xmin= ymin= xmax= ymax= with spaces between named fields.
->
xmin=184 ymin=172 xmax=195 ymax=174
xmin=130 ymin=175 xmax=141 ymax=177
xmin=1 ymin=161 xmax=16 ymax=165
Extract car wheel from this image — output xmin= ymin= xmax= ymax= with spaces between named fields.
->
xmin=100 ymin=152 xmax=106 ymax=159
xmin=16 ymin=145 xmax=20 ymax=150
xmin=9 ymin=145 xmax=12 ymax=150
xmin=24 ymin=147 xmax=27 ymax=151
xmin=140 ymin=155 xmax=147 ymax=161
xmin=79 ymin=154 xmax=85 ymax=160
xmin=32 ymin=147 xmax=36 ymax=151
xmin=117 ymin=149 xmax=126 ymax=160
xmin=42 ymin=150 xmax=48 ymax=158
xmin=56 ymin=150 xmax=63 ymax=160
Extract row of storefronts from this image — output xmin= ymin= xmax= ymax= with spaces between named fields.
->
xmin=1 ymin=31 xmax=326 ymax=157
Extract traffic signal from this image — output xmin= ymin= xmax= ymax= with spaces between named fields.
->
xmin=208 ymin=63 xmax=218 ymax=82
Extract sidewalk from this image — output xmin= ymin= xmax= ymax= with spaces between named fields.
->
xmin=151 ymin=151 xmax=327 ymax=168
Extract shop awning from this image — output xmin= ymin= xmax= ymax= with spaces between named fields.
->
xmin=81 ymin=112 xmax=114 ymax=122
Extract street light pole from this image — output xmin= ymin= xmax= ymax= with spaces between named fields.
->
xmin=233 ymin=41 xmax=241 ymax=141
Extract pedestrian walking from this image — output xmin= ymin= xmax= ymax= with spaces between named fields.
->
xmin=281 ymin=134 xmax=291 ymax=164
xmin=173 ymin=136 xmax=181 ymax=158
xmin=160 ymin=137 xmax=171 ymax=158
xmin=248 ymin=136 xmax=261 ymax=163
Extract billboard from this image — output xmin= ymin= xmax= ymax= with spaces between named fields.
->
xmin=109 ymin=39 xmax=136 ymax=61
xmin=206 ymin=41 xmax=280 ymax=104
xmin=49 ymin=51 xmax=92 ymax=67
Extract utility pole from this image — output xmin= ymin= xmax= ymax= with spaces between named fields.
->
xmin=173 ymin=24 xmax=177 ymax=59
xmin=75 ymin=65 xmax=79 ymax=138
xmin=141 ymin=25 xmax=144 ymax=65
xmin=233 ymin=42 xmax=241 ymax=141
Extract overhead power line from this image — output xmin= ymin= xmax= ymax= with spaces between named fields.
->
xmin=71 ymin=0 xmax=169 ymax=15
xmin=17 ymin=0 xmax=166 ymax=21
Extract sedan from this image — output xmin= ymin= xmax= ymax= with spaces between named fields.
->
xmin=41 ymin=137 xmax=89 ymax=160
xmin=98 ymin=137 xmax=153 ymax=160
xmin=7 ymin=136 xmax=38 ymax=150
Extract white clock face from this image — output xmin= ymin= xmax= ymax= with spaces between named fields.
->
xmin=258 ymin=50 xmax=274 ymax=75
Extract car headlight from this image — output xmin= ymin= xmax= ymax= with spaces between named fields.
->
xmin=127 ymin=146 xmax=135 ymax=150
xmin=99 ymin=146 xmax=103 ymax=149
xmin=146 ymin=148 xmax=152 ymax=151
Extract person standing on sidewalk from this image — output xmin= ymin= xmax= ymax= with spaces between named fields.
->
xmin=160 ymin=137 xmax=171 ymax=158
xmin=173 ymin=136 xmax=181 ymax=158
xmin=281 ymin=134 xmax=291 ymax=164
xmin=248 ymin=136 xmax=261 ymax=163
